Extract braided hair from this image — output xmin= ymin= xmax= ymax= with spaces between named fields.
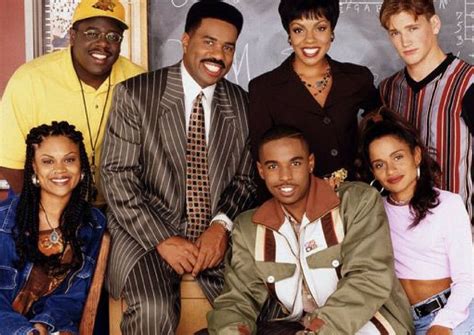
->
xmin=15 ymin=121 xmax=94 ymax=271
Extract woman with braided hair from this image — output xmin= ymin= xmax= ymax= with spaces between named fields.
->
xmin=0 ymin=121 xmax=105 ymax=335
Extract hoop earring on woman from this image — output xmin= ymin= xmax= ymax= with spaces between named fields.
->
xmin=80 ymin=172 xmax=85 ymax=181
xmin=31 ymin=174 xmax=40 ymax=187
xmin=330 ymin=33 xmax=335 ymax=42
xmin=416 ymin=166 xmax=420 ymax=180
xmin=370 ymin=179 xmax=384 ymax=193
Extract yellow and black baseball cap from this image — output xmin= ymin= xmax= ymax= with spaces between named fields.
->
xmin=72 ymin=0 xmax=128 ymax=29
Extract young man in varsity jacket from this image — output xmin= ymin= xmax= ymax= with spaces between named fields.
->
xmin=207 ymin=125 xmax=414 ymax=335
xmin=378 ymin=0 xmax=474 ymax=222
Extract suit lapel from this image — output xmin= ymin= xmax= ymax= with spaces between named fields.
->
xmin=158 ymin=63 xmax=187 ymax=195
xmin=208 ymin=81 xmax=237 ymax=211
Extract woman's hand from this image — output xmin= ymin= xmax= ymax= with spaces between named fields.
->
xmin=426 ymin=325 xmax=452 ymax=335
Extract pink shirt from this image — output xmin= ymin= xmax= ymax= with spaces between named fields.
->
xmin=384 ymin=189 xmax=473 ymax=329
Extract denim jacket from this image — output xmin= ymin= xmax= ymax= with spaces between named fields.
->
xmin=0 ymin=196 xmax=106 ymax=335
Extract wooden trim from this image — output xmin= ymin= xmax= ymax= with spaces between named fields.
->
xmin=79 ymin=232 xmax=111 ymax=335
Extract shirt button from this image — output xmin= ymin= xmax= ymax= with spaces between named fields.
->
xmin=323 ymin=116 xmax=331 ymax=125
xmin=332 ymin=259 xmax=340 ymax=267
xmin=267 ymin=275 xmax=275 ymax=284
xmin=330 ymin=149 xmax=338 ymax=157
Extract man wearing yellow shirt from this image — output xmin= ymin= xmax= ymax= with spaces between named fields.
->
xmin=0 ymin=0 xmax=144 ymax=204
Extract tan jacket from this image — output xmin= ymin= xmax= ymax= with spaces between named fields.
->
xmin=208 ymin=177 xmax=413 ymax=334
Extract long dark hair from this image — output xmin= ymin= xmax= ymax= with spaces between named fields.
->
xmin=15 ymin=121 xmax=94 ymax=271
xmin=358 ymin=107 xmax=441 ymax=226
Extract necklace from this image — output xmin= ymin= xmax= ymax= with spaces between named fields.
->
xmin=388 ymin=194 xmax=411 ymax=206
xmin=298 ymin=66 xmax=332 ymax=96
xmin=76 ymin=74 xmax=112 ymax=184
xmin=39 ymin=202 xmax=61 ymax=245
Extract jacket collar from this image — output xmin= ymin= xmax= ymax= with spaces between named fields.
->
xmin=252 ymin=176 xmax=340 ymax=230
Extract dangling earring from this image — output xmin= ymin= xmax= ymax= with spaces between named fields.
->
xmin=31 ymin=174 xmax=40 ymax=187
xmin=330 ymin=33 xmax=335 ymax=42
xmin=288 ymin=36 xmax=291 ymax=45
xmin=416 ymin=166 xmax=420 ymax=180
xmin=370 ymin=179 xmax=384 ymax=193
xmin=80 ymin=171 xmax=85 ymax=181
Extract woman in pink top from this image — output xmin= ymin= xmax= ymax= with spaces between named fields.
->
xmin=358 ymin=108 xmax=473 ymax=335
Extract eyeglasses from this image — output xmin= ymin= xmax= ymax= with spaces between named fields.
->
xmin=78 ymin=29 xmax=123 ymax=44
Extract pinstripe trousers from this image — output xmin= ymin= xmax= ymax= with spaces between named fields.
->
xmin=120 ymin=251 xmax=284 ymax=335
xmin=121 ymin=250 xmax=181 ymax=335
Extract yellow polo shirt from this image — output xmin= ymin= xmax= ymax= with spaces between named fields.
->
xmin=0 ymin=47 xmax=145 ymax=203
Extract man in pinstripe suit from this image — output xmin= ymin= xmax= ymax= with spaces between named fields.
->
xmin=100 ymin=1 xmax=259 ymax=334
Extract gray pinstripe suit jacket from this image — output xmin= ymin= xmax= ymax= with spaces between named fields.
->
xmin=100 ymin=62 xmax=257 ymax=299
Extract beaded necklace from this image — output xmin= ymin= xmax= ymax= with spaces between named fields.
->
xmin=297 ymin=66 xmax=332 ymax=96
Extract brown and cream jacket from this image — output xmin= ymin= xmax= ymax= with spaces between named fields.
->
xmin=208 ymin=177 xmax=413 ymax=334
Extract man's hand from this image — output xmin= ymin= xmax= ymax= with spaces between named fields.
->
xmin=156 ymin=236 xmax=199 ymax=275
xmin=192 ymin=222 xmax=228 ymax=277
xmin=426 ymin=325 xmax=452 ymax=335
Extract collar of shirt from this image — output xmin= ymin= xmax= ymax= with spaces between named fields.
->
xmin=180 ymin=61 xmax=216 ymax=143
xmin=281 ymin=205 xmax=303 ymax=236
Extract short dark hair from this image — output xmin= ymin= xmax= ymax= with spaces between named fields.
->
xmin=380 ymin=0 xmax=436 ymax=30
xmin=358 ymin=107 xmax=441 ymax=227
xmin=185 ymin=0 xmax=244 ymax=35
xmin=278 ymin=0 xmax=340 ymax=33
xmin=258 ymin=125 xmax=309 ymax=161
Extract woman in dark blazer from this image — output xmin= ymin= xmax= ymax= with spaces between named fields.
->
xmin=249 ymin=0 xmax=380 ymax=199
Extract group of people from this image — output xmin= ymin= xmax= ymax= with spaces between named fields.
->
xmin=0 ymin=0 xmax=472 ymax=334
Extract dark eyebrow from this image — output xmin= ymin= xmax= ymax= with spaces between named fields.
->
xmin=390 ymin=149 xmax=405 ymax=157
xmin=203 ymin=35 xmax=236 ymax=48
xmin=290 ymin=156 xmax=304 ymax=161
xmin=263 ymin=160 xmax=278 ymax=166
xmin=203 ymin=35 xmax=217 ymax=41
xmin=39 ymin=151 xmax=76 ymax=158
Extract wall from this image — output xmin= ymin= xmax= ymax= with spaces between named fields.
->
xmin=0 ymin=0 xmax=26 ymax=95
xmin=0 ymin=0 xmax=26 ymax=199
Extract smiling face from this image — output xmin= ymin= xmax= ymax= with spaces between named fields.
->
xmin=70 ymin=17 xmax=123 ymax=89
xmin=387 ymin=11 xmax=441 ymax=71
xmin=369 ymin=135 xmax=421 ymax=202
xmin=181 ymin=17 xmax=238 ymax=88
xmin=33 ymin=135 xmax=82 ymax=204
xmin=289 ymin=16 xmax=332 ymax=69
xmin=257 ymin=137 xmax=314 ymax=220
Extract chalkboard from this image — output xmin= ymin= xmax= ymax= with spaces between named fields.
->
xmin=148 ymin=0 xmax=474 ymax=89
